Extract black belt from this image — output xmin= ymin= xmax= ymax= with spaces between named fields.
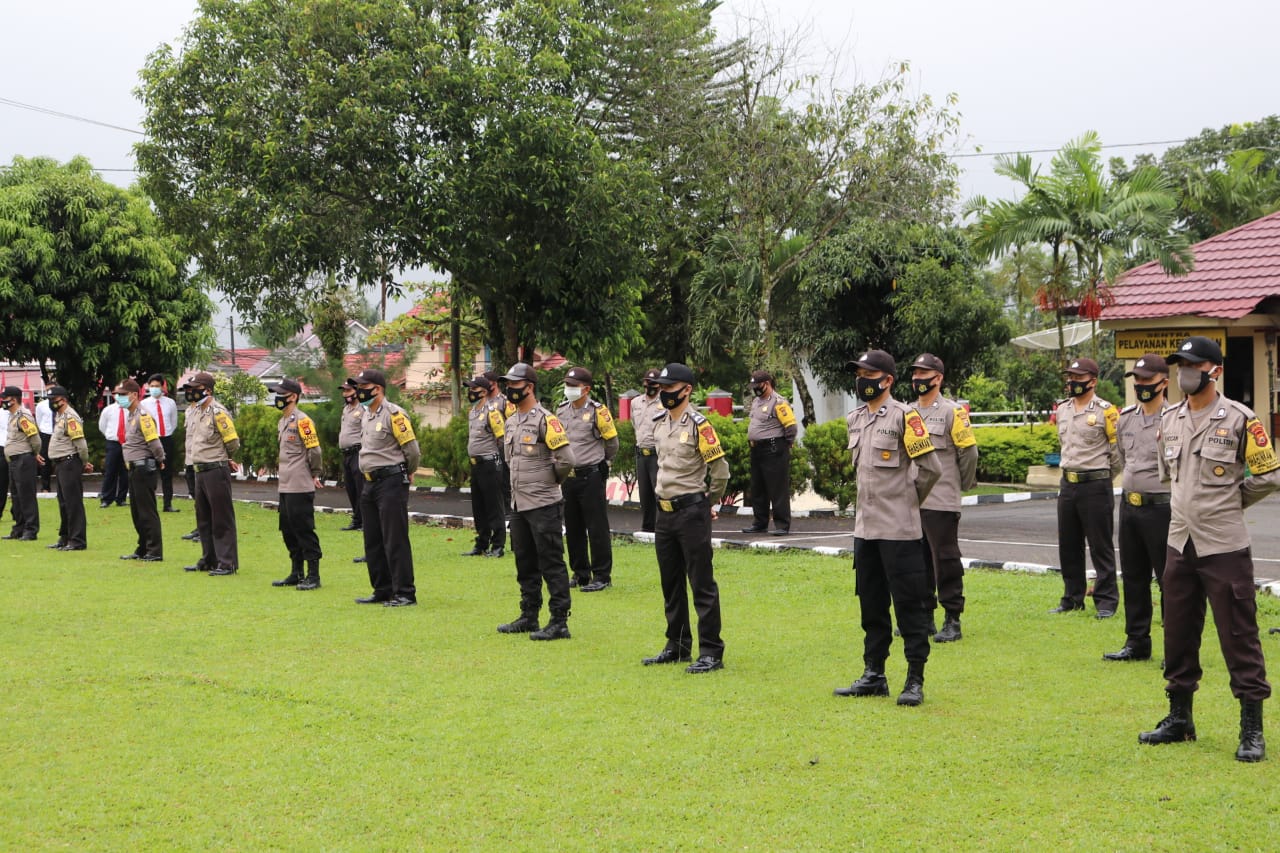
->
xmin=657 ymin=493 xmax=706 ymax=512
xmin=570 ymin=465 xmax=601 ymax=478
xmin=470 ymin=453 xmax=502 ymax=465
xmin=636 ymin=447 xmax=656 ymax=456
xmin=363 ymin=464 xmax=405 ymax=482
xmin=750 ymin=438 xmax=786 ymax=452
xmin=7 ymin=451 xmax=33 ymax=459
xmin=51 ymin=454 xmax=80 ymax=465
xmin=194 ymin=460 xmax=229 ymax=473
xmin=1125 ymin=491 xmax=1171 ymax=507
xmin=127 ymin=459 xmax=158 ymax=472
xmin=1062 ymin=469 xmax=1110 ymax=483
xmin=342 ymin=445 xmax=362 ymax=456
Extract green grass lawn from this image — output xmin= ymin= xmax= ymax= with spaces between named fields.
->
xmin=2 ymin=500 xmax=1278 ymax=850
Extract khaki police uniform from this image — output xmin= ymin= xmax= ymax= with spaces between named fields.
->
xmin=504 ymin=405 xmax=575 ymax=624
xmin=653 ymin=406 xmax=730 ymax=660
xmin=1055 ymin=395 xmax=1121 ymax=612
xmin=3 ymin=406 xmax=41 ymax=539
xmin=746 ymin=390 xmax=797 ymax=533
xmin=338 ymin=400 xmax=366 ymax=530
xmin=49 ymin=405 xmax=90 ymax=549
xmin=466 ymin=397 xmax=508 ymax=554
xmin=846 ymin=400 xmax=941 ymax=668
xmin=631 ymin=390 xmax=663 ymax=533
xmin=913 ymin=397 xmax=978 ymax=621
xmin=278 ymin=410 xmax=323 ymax=577
xmin=358 ymin=399 xmax=420 ymax=602
xmin=1115 ymin=403 xmax=1171 ymax=654
xmin=558 ymin=397 xmax=619 ymax=586
xmin=123 ymin=405 xmax=166 ymax=559
xmin=186 ymin=399 xmax=241 ymax=572
xmin=1158 ymin=395 xmax=1280 ymax=701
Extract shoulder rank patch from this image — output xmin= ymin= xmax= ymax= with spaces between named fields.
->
xmin=1244 ymin=418 xmax=1279 ymax=476
xmin=902 ymin=410 xmax=935 ymax=459
xmin=389 ymin=411 xmax=415 ymax=447
xmin=697 ymin=422 xmax=725 ymax=463
xmin=139 ymin=413 xmax=159 ymax=443
xmin=487 ymin=407 xmax=506 ymax=438
xmin=544 ymin=414 xmax=569 ymax=450
xmin=18 ymin=416 xmax=37 ymax=437
xmin=66 ymin=417 xmax=85 ymax=440
xmin=1120 ymin=404 xmax=1137 ymax=415
xmin=950 ymin=407 xmax=976 ymax=449
xmin=298 ymin=417 xmax=320 ymax=449
xmin=775 ymin=400 xmax=797 ymax=429
xmin=595 ymin=405 xmax=618 ymax=440
xmin=214 ymin=412 xmax=239 ymax=442
xmin=1104 ymin=403 xmax=1119 ymax=443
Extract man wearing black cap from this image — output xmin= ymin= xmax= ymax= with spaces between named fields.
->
xmin=1140 ymin=336 xmax=1280 ymax=762
xmin=267 ymin=379 xmax=324 ymax=590
xmin=352 ymin=369 xmax=421 ymax=607
xmin=496 ymin=362 xmax=575 ymax=639
xmin=1 ymin=386 xmax=42 ymax=540
xmin=558 ymin=366 xmax=619 ymax=591
xmin=483 ymin=370 xmax=516 ymax=517
xmin=181 ymin=372 xmax=241 ymax=575
xmin=462 ymin=374 xmax=508 ymax=558
xmin=742 ymin=370 xmax=797 ymax=536
xmin=43 ymin=386 xmax=93 ymax=551
xmin=1105 ymin=354 xmax=1171 ymax=662
xmin=835 ymin=350 xmax=941 ymax=705
xmin=632 ymin=368 xmax=664 ymax=533
xmin=909 ymin=353 xmax=978 ymax=643
xmin=337 ymin=378 xmax=365 ymax=532
xmin=117 ymin=379 xmax=166 ymax=561
xmin=1051 ymin=357 xmax=1121 ymax=616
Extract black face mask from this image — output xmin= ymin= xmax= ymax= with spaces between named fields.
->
xmin=1133 ymin=381 xmax=1163 ymax=403
xmin=273 ymin=394 xmax=292 ymax=410
xmin=355 ymin=387 xmax=376 ymax=404
xmin=1067 ymin=380 xmax=1091 ymax=398
xmin=51 ymin=399 xmax=67 ymax=410
xmin=659 ymin=387 xmax=688 ymax=409
xmin=184 ymin=388 xmax=207 ymax=404
xmin=644 ymin=384 xmax=658 ymax=398
xmin=467 ymin=390 xmax=483 ymax=403
xmin=505 ymin=386 xmax=528 ymax=404
xmin=855 ymin=377 xmax=885 ymax=401
xmin=751 ymin=385 xmax=765 ymax=398
xmin=911 ymin=378 xmax=936 ymax=397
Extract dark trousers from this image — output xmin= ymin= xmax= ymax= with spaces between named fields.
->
xmin=1056 ymin=478 xmax=1117 ymax=611
xmin=101 ymin=441 xmax=128 ymax=505
xmin=279 ymin=491 xmax=322 ymax=563
xmin=128 ymin=465 xmax=162 ymax=557
xmin=509 ymin=501 xmax=571 ymax=618
xmin=7 ymin=453 xmax=39 ymax=537
xmin=1163 ymin=541 xmax=1270 ymax=701
xmin=921 ymin=508 xmax=965 ymax=616
xmin=54 ymin=456 xmax=86 ymax=548
xmin=361 ymin=476 xmax=414 ymax=600
xmin=1118 ymin=501 xmax=1170 ymax=648
xmin=195 ymin=466 xmax=238 ymax=570
xmin=749 ymin=445 xmax=791 ymax=531
xmin=654 ymin=499 xmax=724 ymax=658
xmin=636 ymin=449 xmax=658 ymax=532
xmin=469 ymin=460 xmax=506 ymax=551
xmin=854 ymin=537 xmax=933 ymax=666
xmin=0 ymin=454 xmax=9 ymax=519
xmin=342 ymin=450 xmax=364 ymax=528
xmin=499 ymin=456 xmax=512 ymax=519
xmin=38 ymin=433 xmax=51 ymax=491
xmin=185 ymin=465 xmax=201 ymax=534
xmin=158 ymin=435 xmax=176 ymax=508
xmin=563 ymin=466 xmax=612 ymax=583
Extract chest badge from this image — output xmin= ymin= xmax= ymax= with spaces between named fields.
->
xmin=1216 ymin=428 xmax=1229 ymax=437
xmin=582 ymin=412 xmax=591 ymax=422
xmin=680 ymin=430 xmax=689 ymax=444
xmin=881 ymin=450 xmax=892 ymax=461
xmin=1087 ymin=414 xmax=1097 ymax=426
xmin=1213 ymin=465 xmax=1226 ymax=476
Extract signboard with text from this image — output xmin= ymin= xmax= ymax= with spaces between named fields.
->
xmin=1115 ymin=328 xmax=1227 ymax=359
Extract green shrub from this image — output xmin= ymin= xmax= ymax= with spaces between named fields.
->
xmin=611 ymin=418 xmax=637 ymax=498
xmin=973 ymin=424 xmax=1060 ymax=482
xmin=232 ymin=404 xmax=280 ymax=475
xmin=802 ymin=418 xmax=856 ymax=511
xmin=418 ymin=413 xmax=469 ymax=488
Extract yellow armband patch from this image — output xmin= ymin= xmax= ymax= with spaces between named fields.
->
xmin=544 ymin=415 xmax=569 ymax=450
xmin=389 ymin=412 xmax=415 ymax=446
xmin=775 ymin=401 xmax=796 ymax=429
xmin=66 ymin=418 xmax=84 ymax=440
xmin=214 ymin=412 xmax=238 ymax=442
xmin=139 ymin=413 xmax=159 ymax=443
xmin=18 ymin=416 xmax=37 ymax=437
xmin=1244 ymin=419 xmax=1280 ymax=476
xmin=1104 ymin=405 xmax=1119 ymax=443
xmin=902 ymin=411 xmax=935 ymax=459
xmin=950 ymin=408 xmax=976 ymax=448
xmin=487 ymin=408 xmax=506 ymax=438
xmin=697 ymin=423 xmax=725 ymax=463
xmin=298 ymin=417 xmax=320 ymax=449
xmin=596 ymin=406 xmax=618 ymax=440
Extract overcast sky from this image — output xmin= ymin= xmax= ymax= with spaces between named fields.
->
xmin=4 ymin=0 xmax=1278 ymax=342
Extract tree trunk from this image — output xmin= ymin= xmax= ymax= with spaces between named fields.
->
xmin=787 ymin=352 xmax=818 ymax=426
xmin=449 ymin=290 xmax=462 ymax=416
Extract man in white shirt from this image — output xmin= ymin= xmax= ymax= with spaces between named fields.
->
xmin=0 ymin=406 xmax=9 ymax=521
xmin=142 ymin=374 xmax=181 ymax=512
xmin=35 ymin=394 xmax=54 ymax=491
xmin=97 ymin=398 xmax=129 ymax=507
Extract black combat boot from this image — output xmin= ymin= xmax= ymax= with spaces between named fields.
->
xmin=297 ymin=560 xmax=321 ymax=591
xmin=933 ymin=613 xmax=962 ymax=643
xmin=497 ymin=613 xmax=540 ymax=634
xmin=834 ymin=665 xmax=889 ymax=697
xmin=1139 ymin=691 xmax=1196 ymax=744
xmin=530 ymin=614 xmax=570 ymax=641
xmin=897 ymin=661 xmax=925 ymax=706
xmin=1236 ymin=700 xmax=1265 ymax=763
xmin=272 ymin=557 xmax=304 ymax=587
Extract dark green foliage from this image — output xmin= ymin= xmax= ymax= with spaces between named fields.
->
xmin=232 ymin=405 xmax=280 ymax=476
xmin=973 ymin=425 xmax=1060 ymax=483
xmin=611 ymin=418 xmax=637 ymax=498
xmin=801 ymin=419 xmax=856 ymax=511
xmin=418 ymin=414 xmax=469 ymax=489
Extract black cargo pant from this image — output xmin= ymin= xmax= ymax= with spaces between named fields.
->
xmin=7 ymin=452 xmax=38 ymax=538
xmin=635 ymin=448 xmax=658 ymax=532
xmin=194 ymin=464 xmax=238 ymax=571
xmin=54 ymin=455 xmax=87 ymax=548
xmin=469 ymin=458 xmax=506 ymax=552
xmin=509 ymin=501 xmax=570 ymax=619
xmin=855 ymin=537 xmax=933 ymax=667
xmin=1057 ymin=477 xmax=1117 ymax=611
xmin=563 ymin=465 xmax=612 ymax=584
xmin=921 ymin=508 xmax=965 ymax=616
xmin=158 ymin=434 xmax=176 ymax=509
xmin=361 ymin=473 xmax=414 ymax=601
xmin=38 ymin=433 xmax=51 ymax=491
xmin=101 ymin=441 xmax=128 ymax=505
xmin=654 ymin=497 xmax=724 ymax=659
xmin=127 ymin=463 xmax=162 ymax=558
xmin=341 ymin=448 xmax=364 ymax=529
xmin=279 ymin=491 xmax=322 ymax=564
xmin=1118 ymin=500 xmax=1170 ymax=649
xmin=749 ymin=442 xmax=791 ymax=531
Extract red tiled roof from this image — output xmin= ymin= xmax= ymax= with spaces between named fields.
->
xmin=343 ymin=352 xmax=406 ymax=382
xmin=1105 ymin=211 xmax=1280 ymax=320
xmin=210 ymin=347 xmax=272 ymax=372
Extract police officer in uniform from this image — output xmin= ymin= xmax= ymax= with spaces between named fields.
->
xmin=742 ymin=370 xmax=797 ymax=536
xmin=1105 ymin=354 xmax=1171 ymax=662
xmin=352 ymin=369 xmax=420 ymax=607
xmin=484 ymin=370 xmax=516 ymax=518
xmin=632 ymin=368 xmax=663 ymax=533
xmin=180 ymin=372 xmax=241 ymax=576
xmin=462 ymin=374 xmax=508 ymax=558
xmin=1052 ymin=357 xmax=1121 ymax=616
xmin=43 ymin=386 xmax=93 ymax=551
xmin=1 ymin=386 xmax=40 ymax=540
xmin=644 ymin=362 xmax=730 ymax=673
xmin=338 ymin=378 xmax=365 ymax=532
xmin=117 ymin=379 xmax=166 ymax=561
xmin=268 ymin=379 xmax=325 ymax=590
xmin=1140 ymin=336 xmax=1280 ymax=762
xmin=909 ymin=354 xmax=978 ymax=643
xmin=558 ymin=367 xmax=619 ymax=591
xmin=496 ymin=363 xmax=575 ymax=640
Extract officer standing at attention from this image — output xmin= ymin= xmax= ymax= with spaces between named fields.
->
xmin=1140 ymin=336 xmax=1280 ymax=762
xmin=116 ymin=379 xmax=165 ymax=562
xmin=1105 ymin=354 xmax=1171 ymax=662
xmin=44 ymin=386 xmax=92 ymax=551
xmin=909 ymin=354 xmax=977 ymax=644
xmin=644 ymin=363 xmax=730 ymax=673
xmin=558 ymin=367 xmax=619 ymax=591
xmin=352 ymin=369 xmax=420 ymax=607
xmin=484 ymin=369 xmax=516 ymax=517
xmin=495 ymin=362 xmax=575 ymax=640
xmin=461 ymin=374 xmax=508 ymax=558
xmin=1052 ymin=357 xmax=1121 ymax=616
xmin=337 ymin=378 xmax=365 ymax=533
xmin=180 ymin=372 xmax=241 ymax=576
xmin=632 ymin=368 xmax=664 ymax=533
xmin=268 ymin=379 xmax=324 ymax=590
xmin=835 ymin=350 xmax=941 ymax=706
xmin=1 ymin=386 xmax=41 ymax=540
xmin=142 ymin=374 xmax=181 ymax=513
xmin=742 ymin=370 xmax=797 ymax=536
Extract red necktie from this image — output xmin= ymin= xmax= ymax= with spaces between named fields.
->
xmin=157 ymin=402 xmax=165 ymax=435
xmin=117 ymin=409 xmax=126 ymax=443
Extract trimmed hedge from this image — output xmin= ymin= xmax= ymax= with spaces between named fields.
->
xmin=801 ymin=418 xmax=856 ymax=511
xmin=973 ymin=424 xmax=1059 ymax=483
